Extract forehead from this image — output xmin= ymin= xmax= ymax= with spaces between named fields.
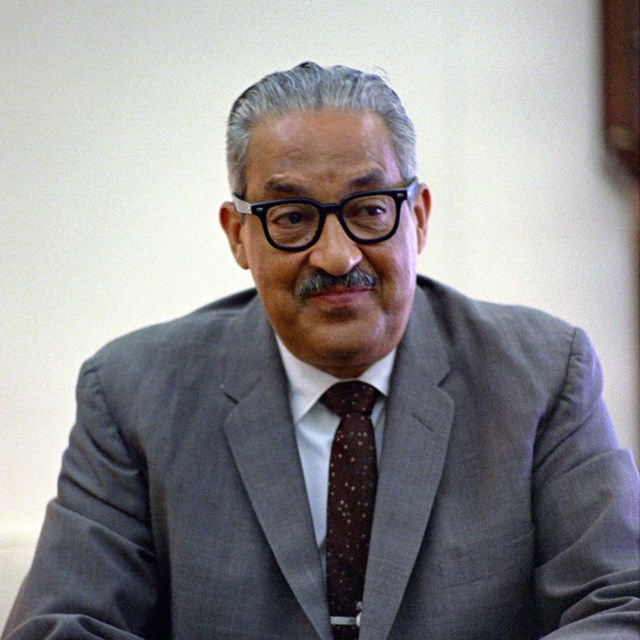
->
xmin=244 ymin=109 xmax=402 ymax=198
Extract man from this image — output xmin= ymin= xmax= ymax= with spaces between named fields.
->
xmin=3 ymin=62 xmax=639 ymax=639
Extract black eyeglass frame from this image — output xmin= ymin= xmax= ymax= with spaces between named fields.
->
xmin=232 ymin=177 xmax=420 ymax=252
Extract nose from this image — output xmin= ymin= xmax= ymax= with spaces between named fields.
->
xmin=307 ymin=213 xmax=362 ymax=276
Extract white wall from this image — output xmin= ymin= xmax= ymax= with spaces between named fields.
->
xmin=2 ymin=0 xmax=638 ymax=625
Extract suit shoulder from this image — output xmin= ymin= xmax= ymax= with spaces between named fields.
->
xmin=413 ymin=276 xmax=603 ymax=423
xmin=414 ymin=276 xmax=587 ymax=393
xmin=416 ymin=276 xmax=574 ymax=345
xmin=89 ymin=288 xmax=259 ymax=372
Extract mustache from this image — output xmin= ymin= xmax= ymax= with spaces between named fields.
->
xmin=298 ymin=268 xmax=378 ymax=300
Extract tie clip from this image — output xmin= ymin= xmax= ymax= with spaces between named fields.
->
xmin=330 ymin=603 xmax=362 ymax=627
xmin=330 ymin=614 xmax=361 ymax=627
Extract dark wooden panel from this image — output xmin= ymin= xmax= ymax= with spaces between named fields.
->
xmin=602 ymin=0 xmax=640 ymax=178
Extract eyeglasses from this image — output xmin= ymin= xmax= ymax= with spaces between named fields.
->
xmin=232 ymin=178 xmax=419 ymax=252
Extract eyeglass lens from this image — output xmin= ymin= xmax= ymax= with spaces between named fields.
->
xmin=265 ymin=193 xmax=397 ymax=248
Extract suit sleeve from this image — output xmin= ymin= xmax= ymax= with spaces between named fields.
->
xmin=532 ymin=328 xmax=640 ymax=639
xmin=2 ymin=359 xmax=164 ymax=639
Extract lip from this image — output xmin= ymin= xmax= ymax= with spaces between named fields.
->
xmin=305 ymin=286 xmax=373 ymax=307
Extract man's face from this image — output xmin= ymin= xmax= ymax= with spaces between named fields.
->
xmin=220 ymin=109 xmax=430 ymax=378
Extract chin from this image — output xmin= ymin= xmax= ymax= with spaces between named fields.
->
xmin=311 ymin=339 xmax=386 ymax=375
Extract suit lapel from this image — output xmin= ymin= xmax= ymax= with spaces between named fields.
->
xmin=217 ymin=287 xmax=454 ymax=640
xmin=361 ymin=288 xmax=455 ymax=640
xmin=220 ymin=298 xmax=333 ymax=640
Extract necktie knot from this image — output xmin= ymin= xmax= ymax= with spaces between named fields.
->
xmin=321 ymin=381 xmax=377 ymax=418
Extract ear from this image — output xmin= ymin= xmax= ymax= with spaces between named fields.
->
xmin=219 ymin=202 xmax=250 ymax=269
xmin=413 ymin=183 xmax=431 ymax=253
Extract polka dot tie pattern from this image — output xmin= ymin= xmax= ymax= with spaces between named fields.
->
xmin=321 ymin=381 xmax=378 ymax=640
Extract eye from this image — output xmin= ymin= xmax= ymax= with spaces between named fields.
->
xmin=347 ymin=196 xmax=393 ymax=218
xmin=268 ymin=204 xmax=317 ymax=227
xmin=278 ymin=211 xmax=303 ymax=225
xmin=361 ymin=203 xmax=386 ymax=216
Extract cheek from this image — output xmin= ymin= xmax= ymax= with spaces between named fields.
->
xmin=395 ymin=223 xmax=420 ymax=275
xmin=374 ymin=241 xmax=419 ymax=311
xmin=241 ymin=226 xmax=294 ymax=291
xmin=247 ymin=251 xmax=306 ymax=306
xmin=377 ymin=233 xmax=418 ymax=282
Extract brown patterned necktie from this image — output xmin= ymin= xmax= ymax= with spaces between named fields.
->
xmin=321 ymin=381 xmax=378 ymax=640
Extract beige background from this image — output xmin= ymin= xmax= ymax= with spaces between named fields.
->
xmin=2 ymin=0 xmax=638 ymax=626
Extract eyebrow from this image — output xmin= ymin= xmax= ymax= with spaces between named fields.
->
xmin=348 ymin=171 xmax=388 ymax=191
xmin=262 ymin=179 xmax=309 ymax=198
xmin=262 ymin=170 xmax=390 ymax=200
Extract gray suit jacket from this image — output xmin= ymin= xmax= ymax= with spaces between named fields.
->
xmin=4 ymin=277 xmax=639 ymax=639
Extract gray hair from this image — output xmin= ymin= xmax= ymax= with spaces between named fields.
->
xmin=226 ymin=62 xmax=417 ymax=195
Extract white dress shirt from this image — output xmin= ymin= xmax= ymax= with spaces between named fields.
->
xmin=276 ymin=338 xmax=396 ymax=564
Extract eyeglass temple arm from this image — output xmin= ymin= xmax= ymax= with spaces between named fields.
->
xmin=231 ymin=194 xmax=252 ymax=214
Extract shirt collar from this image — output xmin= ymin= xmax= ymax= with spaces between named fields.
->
xmin=276 ymin=337 xmax=396 ymax=423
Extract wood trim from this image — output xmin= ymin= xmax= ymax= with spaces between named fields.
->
xmin=602 ymin=0 xmax=640 ymax=178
